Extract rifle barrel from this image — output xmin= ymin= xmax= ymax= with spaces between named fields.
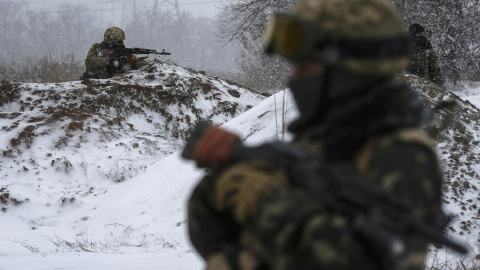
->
xmin=122 ymin=47 xmax=171 ymax=55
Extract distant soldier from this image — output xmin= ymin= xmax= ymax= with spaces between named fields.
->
xmin=407 ymin=23 xmax=444 ymax=85
xmin=186 ymin=0 xmax=446 ymax=269
xmin=82 ymin=27 xmax=146 ymax=79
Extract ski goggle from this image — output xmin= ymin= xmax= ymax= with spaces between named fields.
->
xmin=264 ymin=13 xmax=411 ymax=63
xmin=264 ymin=13 xmax=319 ymax=62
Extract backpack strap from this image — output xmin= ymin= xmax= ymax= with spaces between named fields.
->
xmin=355 ymin=128 xmax=436 ymax=175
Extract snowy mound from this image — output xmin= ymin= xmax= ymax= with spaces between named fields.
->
xmin=0 ymin=58 xmax=264 ymax=194
xmin=0 ymin=74 xmax=291 ymax=268
xmin=397 ymin=74 xmax=480 ymax=266
xmin=0 ymin=59 xmax=264 ymax=226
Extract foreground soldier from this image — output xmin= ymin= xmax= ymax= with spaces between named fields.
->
xmin=82 ymin=27 xmax=147 ymax=79
xmin=407 ymin=23 xmax=444 ymax=85
xmin=187 ymin=0 xmax=445 ymax=269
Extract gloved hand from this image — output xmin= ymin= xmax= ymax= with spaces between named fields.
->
xmin=190 ymin=126 xmax=287 ymax=224
xmin=214 ymin=161 xmax=287 ymax=224
xmin=193 ymin=126 xmax=241 ymax=167
xmin=188 ymin=126 xmax=244 ymax=261
xmin=188 ymin=126 xmax=287 ymax=270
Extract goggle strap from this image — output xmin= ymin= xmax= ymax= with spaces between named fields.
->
xmin=316 ymin=36 xmax=411 ymax=59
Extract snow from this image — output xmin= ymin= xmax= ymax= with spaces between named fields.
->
xmin=415 ymin=80 xmax=480 ymax=268
xmin=451 ymin=81 xmax=480 ymax=108
xmin=0 ymin=64 xmax=293 ymax=268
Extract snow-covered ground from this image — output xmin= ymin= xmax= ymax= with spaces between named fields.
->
xmin=451 ymin=81 xmax=480 ymax=108
xmin=2 ymin=67 xmax=480 ymax=269
xmin=411 ymin=79 xmax=480 ymax=268
xmin=0 ymin=61 xmax=295 ymax=269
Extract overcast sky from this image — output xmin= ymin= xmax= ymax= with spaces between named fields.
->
xmin=21 ymin=0 xmax=220 ymax=22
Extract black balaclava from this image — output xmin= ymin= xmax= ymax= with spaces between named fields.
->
xmin=288 ymin=65 xmax=433 ymax=162
xmin=408 ymin=23 xmax=432 ymax=51
xmin=408 ymin=23 xmax=425 ymax=35
xmin=287 ymin=67 xmax=385 ymax=132
xmin=287 ymin=71 xmax=328 ymax=128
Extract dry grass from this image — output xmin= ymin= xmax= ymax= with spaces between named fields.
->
xmin=0 ymin=53 xmax=84 ymax=83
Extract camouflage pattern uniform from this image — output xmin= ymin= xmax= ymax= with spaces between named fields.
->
xmin=408 ymin=42 xmax=444 ymax=85
xmin=83 ymin=27 xmax=146 ymax=79
xmin=188 ymin=0 xmax=443 ymax=269
xmin=407 ymin=24 xmax=444 ymax=85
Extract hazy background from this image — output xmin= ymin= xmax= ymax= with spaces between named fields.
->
xmin=0 ymin=0 xmax=244 ymax=83
xmin=23 ymin=0 xmax=221 ymax=24
xmin=1 ymin=0 xmax=479 ymax=90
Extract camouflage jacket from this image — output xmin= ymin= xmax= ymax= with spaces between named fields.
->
xmin=188 ymin=81 xmax=443 ymax=270
xmin=83 ymin=42 xmax=144 ymax=79
xmin=407 ymin=37 xmax=444 ymax=85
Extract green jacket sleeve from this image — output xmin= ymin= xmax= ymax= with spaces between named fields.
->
xmin=188 ymin=171 xmax=241 ymax=260
xmin=85 ymin=43 xmax=110 ymax=72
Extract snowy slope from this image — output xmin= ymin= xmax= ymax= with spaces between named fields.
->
xmin=0 ymin=60 xmax=270 ymax=269
xmin=396 ymin=74 xmax=480 ymax=268
xmin=0 ymin=87 xmax=295 ymax=269
xmin=0 ymin=59 xmax=264 ymax=212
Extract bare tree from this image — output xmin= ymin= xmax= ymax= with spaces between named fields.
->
xmin=217 ymin=0 xmax=296 ymax=91
xmin=218 ymin=0 xmax=295 ymax=42
xmin=220 ymin=0 xmax=480 ymax=87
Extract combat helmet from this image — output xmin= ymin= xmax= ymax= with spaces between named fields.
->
xmin=264 ymin=0 xmax=410 ymax=76
xmin=104 ymin=27 xmax=126 ymax=44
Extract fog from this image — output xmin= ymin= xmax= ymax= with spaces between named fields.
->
xmin=0 ymin=0 xmax=241 ymax=81
xmin=24 ymin=0 xmax=220 ymax=20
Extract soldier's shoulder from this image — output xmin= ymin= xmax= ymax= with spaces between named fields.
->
xmin=372 ymin=128 xmax=440 ymax=169
xmin=379 ymin=129 xmax=436 ymax=149
xmin=356 ymin=129 xmax=436 ymax=174
xmin=86 ymin=43 xmax=100 ymax=52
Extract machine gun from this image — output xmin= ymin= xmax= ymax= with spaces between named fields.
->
xmin=182 ymin=121 xmax=467 ymax=269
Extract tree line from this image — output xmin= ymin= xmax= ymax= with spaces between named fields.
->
xmin=217 ymin=0 xmax=480 ymax=89
xmin=1 ymin=0 xmax=478 ymax=87
xmin=0 ymin=2 xmax=240 ymax=83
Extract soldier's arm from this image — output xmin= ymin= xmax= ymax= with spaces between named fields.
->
xmin=367 ymin=139 xmax=443 ymax=223
xmin=188 ymin=171 xmax=241 ymax=260
xmin=85 ymin=43 xmax=110 ymax=72
xmin=368 ymin=138 xmax=443 ymax=269
xmin=427 ymin=50 xmax=444 ymax=85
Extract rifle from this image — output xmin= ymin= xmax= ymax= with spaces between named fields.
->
xmin=120 ymin=47 xmax=171 ymax=55
xmin=182 ymin=121 xmax=467 ymax=269
xmin=107 ymin=47 xmax=171 ymax=68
